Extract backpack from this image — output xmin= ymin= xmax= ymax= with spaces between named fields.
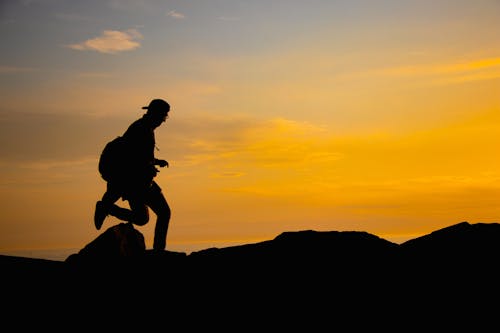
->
xmin=98 ymin=136 xmax=129 ymax=182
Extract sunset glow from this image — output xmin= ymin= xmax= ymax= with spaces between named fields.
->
xmin=1 ymin=1 xmax=499 ymax=259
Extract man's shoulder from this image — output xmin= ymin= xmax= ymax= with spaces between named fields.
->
xmin=124 ymin=117 xmax=148 ymax=135
xmin=130 ymin=116 xmax=147 ymax=127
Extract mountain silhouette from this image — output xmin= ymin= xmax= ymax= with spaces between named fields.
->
xmin=2 ymin=221 xmax=499 ymax=328
xmin=3 ymin=221 xmax=500 ymax=281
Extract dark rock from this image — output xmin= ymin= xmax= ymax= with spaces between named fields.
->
xmin=65 ymin=222 xmax=146 ymax=267
xmin=3 ymin=221 xmax=500 ymax=327
xmin=3 ymin=221 xmax=500 ymax=296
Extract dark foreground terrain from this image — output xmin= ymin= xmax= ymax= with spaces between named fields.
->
xmin=2 ymin=221 xmax=499 ymax=328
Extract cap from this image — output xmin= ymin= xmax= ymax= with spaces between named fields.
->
xmin=142 ymin=99 xmax=170 ymax=114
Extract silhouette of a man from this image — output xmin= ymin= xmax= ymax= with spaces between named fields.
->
xmin=94 ymin=98 xmax=171 ymax=251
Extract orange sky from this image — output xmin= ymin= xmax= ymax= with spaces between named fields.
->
xmin=1 ymin=1 xmax=499 ymax=259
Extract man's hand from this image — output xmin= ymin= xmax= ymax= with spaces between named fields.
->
xmin=156 ymin=159 xmax=169 ymax=168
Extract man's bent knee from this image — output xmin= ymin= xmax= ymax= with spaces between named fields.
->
xmin=130 ymin=212 xmax=149 ymax=226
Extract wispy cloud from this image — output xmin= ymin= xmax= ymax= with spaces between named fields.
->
xmin=166 ymin=10 xmax=185 ymax=19
xmin=19 ymin=157 xmax=96 ymax=171
xmin=172 ymin=116 xmax=339 ymax=169
xmin=0 ymin=157 xmax=96 ymax=187
xmin=376 ymin=57 xmax=500 ymax=76
xmin=211 ymin=171 xmax=246 ymax=178
xmin=363 ymin=56 xmax=500 ymax=84
xmin=75 ymin=71 xmax=113 ymax=78
xmin=65 ymin=29 xmax=143 ymax=54
xmin=0 ymin=66 xmax=36 ymax=74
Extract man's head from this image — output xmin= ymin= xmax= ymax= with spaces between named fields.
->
xmin=142 ymin=99 xmax=170 ymax=127
xmin=143 ymin=99 xmax=170 ymax=115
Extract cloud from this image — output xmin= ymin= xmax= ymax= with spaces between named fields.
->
xmin=211 ymin=171 xmax=246 ymax=178
xmin=20 ymin=157 xmax=95 ymax=171
xmin=168 ymin=116 xmax=339 ymax=170
xmin=166 ymin=10 xmax=185 ymax=19
xmin=357 ymin=56 xmax=500 ymax=84
xmin=75 ymin=71 xmax=113 ymax=78
xmin=0 ymin=66 xmax=36 ymax=74
xmin=65 ymin=29 xmax=143 ymax=54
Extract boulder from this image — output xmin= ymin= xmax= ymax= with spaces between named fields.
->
xmin=66 ymin=222 xmax=145 ymax=266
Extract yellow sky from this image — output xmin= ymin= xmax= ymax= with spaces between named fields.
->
xmin=1 ymin=1 xmax=499 ymax=259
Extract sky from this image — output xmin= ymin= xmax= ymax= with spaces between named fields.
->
xmin=1 ymin=0 xmax=499 ymax=260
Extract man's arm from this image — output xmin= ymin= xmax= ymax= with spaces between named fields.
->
xmin=155 ymin=158 xmax=168 ymax=168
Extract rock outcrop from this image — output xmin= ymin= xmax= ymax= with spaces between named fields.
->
xmin=2 ymin=221 xmax=499 ymax=327
xmin=65 ymin=222 xmax=146 ymax=266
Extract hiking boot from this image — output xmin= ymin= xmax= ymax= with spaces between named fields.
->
xmin=94 ymin=201 xmax=107 ymax=230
